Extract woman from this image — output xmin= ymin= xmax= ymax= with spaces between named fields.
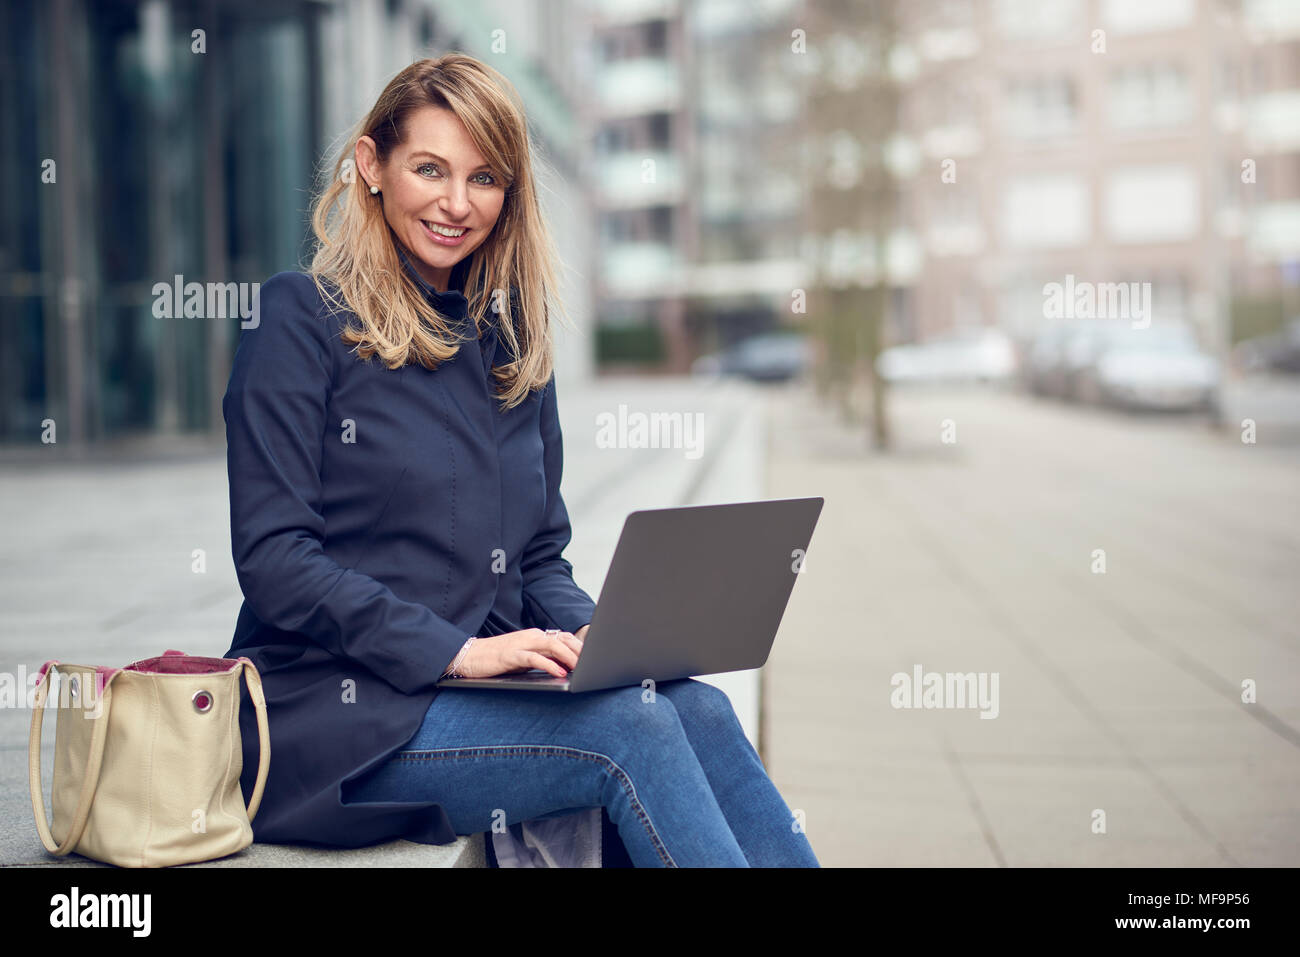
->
xmin=223 ymin=54 xmax=818 ymax=867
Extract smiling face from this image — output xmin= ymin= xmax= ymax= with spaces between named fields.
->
xmin=356 ymin=106 xmax=507 ymax=293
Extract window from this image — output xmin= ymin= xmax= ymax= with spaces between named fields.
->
xmin=993 ymin=0 xmax=1083 ymax=40
xmin=1101 ymin=0 xmax=1195 ymax=34
xmin=1109 ymin=63 xmax=1193 ymax=129
xmin=1003 ymin=75 xmax=1078 ymax=139
xmin=1105 ymin=164 xmax=1200 ymax=242
xmin=644 ymin=20 xmax=667 ymax=55
xmin=649 ymin=113 xmax=671 ymax=149
xmin=650 ymin=206 xmax=673 ymax=243
xmin=1001 ymin=174 xmax=1090 ymax=248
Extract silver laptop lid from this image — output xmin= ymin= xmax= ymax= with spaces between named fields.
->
xmin=569 ymin=497 xmax=823 ymax=693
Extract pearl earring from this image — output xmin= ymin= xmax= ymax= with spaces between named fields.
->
xmin=369 ymin=185 xmax=380 ymax=195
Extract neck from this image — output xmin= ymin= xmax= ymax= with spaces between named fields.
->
xmin=415 ymin=260 xmax=452 ymax=294
xmin=396 ymin=240 xmax=461 ymax=295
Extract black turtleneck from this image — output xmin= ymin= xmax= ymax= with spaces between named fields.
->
xmin=394 ymin=246 xmax=498 ymax=375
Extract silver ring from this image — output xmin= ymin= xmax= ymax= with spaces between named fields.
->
xmin=544 ymin=629 xmax=560 ymax=637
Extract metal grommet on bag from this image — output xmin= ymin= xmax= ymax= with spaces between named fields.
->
xmin=192 ymin=690 xmax=213 ymax=714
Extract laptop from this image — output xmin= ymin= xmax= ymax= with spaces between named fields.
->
xmin=436 ymin=496 xmax=823 ymax=693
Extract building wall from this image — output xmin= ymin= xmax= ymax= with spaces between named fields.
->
xmin=0 ymin=0 xmax=595 ymax=446
xmin=895 ymin=0 xmax=1300 ymax=351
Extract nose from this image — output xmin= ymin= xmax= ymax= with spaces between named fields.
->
xmin=438 ymin=180 xmax=472 ymax=221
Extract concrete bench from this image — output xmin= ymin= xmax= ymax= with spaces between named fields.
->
xmin=15 ymin=835 xmax=488 ymax=868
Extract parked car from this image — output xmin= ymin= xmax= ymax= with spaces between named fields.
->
xmin=1024 ymin=319 xmax=1094 ymax=397
xmin=1059 ymin=319 xmax=1135 ymax=402
xmin=1231 ymin=318 xmax=1300 ymax=375
xmin=876 ymin=328 xmax=1018 ymax=385
xmin=1073 ymin=321 xmax=1220 ymax=411
xmin=691 ymin=332 xmax=812 ymax=383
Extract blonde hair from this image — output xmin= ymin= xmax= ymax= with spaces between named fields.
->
xmin=308 ymin=54 xmax=571 ymax=411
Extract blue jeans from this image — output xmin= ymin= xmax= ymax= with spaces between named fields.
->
xmin=346 ymin=677 xmax=819 ymax=867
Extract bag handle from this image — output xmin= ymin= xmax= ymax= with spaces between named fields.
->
xmin=239 ymin=658 xmax=272 ymax=821
xmin=28 ymin=658 xmax=273 ymax=855
xmin=28 ymin=664 xmax=114 ymax=855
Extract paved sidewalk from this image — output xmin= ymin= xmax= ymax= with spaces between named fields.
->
xmin=0 ymin=373 xmax=767 ymax=867
xmin=762 ymin=381 xmax=1300 ymax=867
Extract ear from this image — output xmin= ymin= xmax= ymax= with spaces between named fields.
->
xmin=355 ymin=135 xmax=382 ymax=192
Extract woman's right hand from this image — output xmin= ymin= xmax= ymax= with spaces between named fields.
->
xmin=453 ymin=628 xmax=583 ymax=678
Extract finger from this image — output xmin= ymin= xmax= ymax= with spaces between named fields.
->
xmin=543 ymin=636 xmax=580 ymax=670
xmin=528 ymin=631 xmax=579 ymax=669
xmin=527 ymin=651 xmax=568 ymax=678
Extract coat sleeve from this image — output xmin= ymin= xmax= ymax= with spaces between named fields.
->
xmin=223 ymin=271 xmax=473 ymax=693
xmin=520 ymin=374 xmax=597 ymax=635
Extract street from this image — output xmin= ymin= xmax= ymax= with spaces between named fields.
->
xmin=764 ymin=381 xmax=1300 ymax=866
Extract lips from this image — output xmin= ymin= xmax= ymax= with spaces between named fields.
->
xmin=420 ymin=220 xmax=470 ymax=246
xmin=422 ymin=220 xmax=468 ymax=236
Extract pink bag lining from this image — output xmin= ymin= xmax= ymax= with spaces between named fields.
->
xmin=126 ymin=653 xmax=243 ymax=675
xmin=36 ymin=650 xmax=243 ymax=683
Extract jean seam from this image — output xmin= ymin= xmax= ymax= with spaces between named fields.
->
xmin=391 ymin=744 xmax=677 ymax=867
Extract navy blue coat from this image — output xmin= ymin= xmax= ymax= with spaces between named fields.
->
xmin=223 ymin=251 xmax=596 ymax=847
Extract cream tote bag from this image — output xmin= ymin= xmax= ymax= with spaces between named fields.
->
xmin=29 ymin=650 xmax=270 ymax=868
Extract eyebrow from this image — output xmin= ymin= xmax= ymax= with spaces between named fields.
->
xmin=408 ymin=151 xmax=492 ymax=171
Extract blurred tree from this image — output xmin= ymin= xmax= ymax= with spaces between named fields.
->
xmin=804 ymin=0 xmax=897 ymax=449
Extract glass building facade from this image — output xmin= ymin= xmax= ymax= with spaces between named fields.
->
xmin=0 ymin=0 xmax=325 ymax=444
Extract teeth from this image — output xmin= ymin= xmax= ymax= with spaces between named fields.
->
xmin=425 ymin=222 xmax=466 ymax=237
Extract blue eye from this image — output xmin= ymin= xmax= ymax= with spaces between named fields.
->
xmin=415 ymin=163 xmax=496 ymax=186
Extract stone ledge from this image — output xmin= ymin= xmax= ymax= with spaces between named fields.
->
xmin=10 ymin=834 xmax=487 ymax=868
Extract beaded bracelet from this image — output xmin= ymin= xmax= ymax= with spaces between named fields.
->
xmin=444 ymin=636 xmax=478 ymax=678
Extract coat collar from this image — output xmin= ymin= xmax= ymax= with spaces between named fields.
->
xmin=395 ymin=244 xmax=471 ymax=322
xmin=394 ymin=243 xmax=502 ymax=376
